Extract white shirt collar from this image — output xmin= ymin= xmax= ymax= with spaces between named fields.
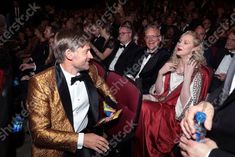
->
xmin=121 ymin=40 xmax=131 ymax=47
xmin=229 ymin=50 xmax=235 ymax=54
xmin=147 ymin=46 xmax=159 ymax=54
xmin=60 ymin=64 xmax=80 ymax=86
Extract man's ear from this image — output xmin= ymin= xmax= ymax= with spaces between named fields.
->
xmin=65 ymin=49 xmax=73 ymax=61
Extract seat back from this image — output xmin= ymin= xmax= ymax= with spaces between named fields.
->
xmin=105 ymin=71 xmax=142 ymax=138
xmin=91 ymin=59 xmax=107 ymax=79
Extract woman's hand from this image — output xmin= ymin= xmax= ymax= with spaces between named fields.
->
xmin=159 ymin=62 xmax=177 ymax=75
xmin=184 ymin=58 xmax=198 ymax=80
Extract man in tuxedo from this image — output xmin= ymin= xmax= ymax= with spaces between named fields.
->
xmin=209 ymin=29 xmax=235 ymax=92
xmin=27 ymin=29 xmax=115 ymax=157
xmin=125 ymin=24 xmax=170 ymax=94
xmin=179 ymin=54 xmax=235 ymax=157
xmin=105 ymin=21 xmax=141 ymax=75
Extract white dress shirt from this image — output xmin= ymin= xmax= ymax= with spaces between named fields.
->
xmin=135 ymin=54 xmax=152 ymax=80
xmin=60 ymin=65 xmax=89 ymax=149
xmin=215 ymin=52 xmax=234 ymax=74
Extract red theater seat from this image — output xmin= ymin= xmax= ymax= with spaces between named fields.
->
xmin=105 ymin=71 xmax=142 ymax=140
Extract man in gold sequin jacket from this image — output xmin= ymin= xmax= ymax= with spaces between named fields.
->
xmin=27 ymin=29 xmax=115 ymax=157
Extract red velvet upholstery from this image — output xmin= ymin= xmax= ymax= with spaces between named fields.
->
xmin=105 ymin=71 xmax=142 ymax=137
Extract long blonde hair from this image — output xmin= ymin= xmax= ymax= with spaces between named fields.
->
xmin=170 ymin=31 xmax=206 ymax=66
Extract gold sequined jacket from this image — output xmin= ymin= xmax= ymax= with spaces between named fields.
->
xmin=27 ymin=64 xmax=115 ymax=157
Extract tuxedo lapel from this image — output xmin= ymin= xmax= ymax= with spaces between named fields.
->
xmin=55 ymin=64 xmax=74 ymax=128
xmin=120 ymin=41 xmax=134 ymax=57
xmin=81 ymin=71 xmax=99 ymax=128
xmin=140 ymin=49 xmax=160 ymax=74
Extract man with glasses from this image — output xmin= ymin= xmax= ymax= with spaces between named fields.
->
xmin=105 ymin=21 xmax=141 ymax=75
xmin=126 ymin=24 xmax=170 ymax=94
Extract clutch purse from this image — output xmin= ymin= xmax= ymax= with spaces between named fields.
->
xmin=95 ymin=101 xmax=122 ymax=127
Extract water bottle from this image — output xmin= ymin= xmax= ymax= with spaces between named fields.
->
xmin=12 ymin=115 xmax=23 ymax=133
xmin=194 ymin=112 xmax=206 ymax=142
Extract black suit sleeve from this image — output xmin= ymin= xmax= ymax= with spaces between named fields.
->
xmin=209 ymin=148 xmax=235 ymax=157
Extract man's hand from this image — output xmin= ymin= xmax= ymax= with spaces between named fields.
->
xmin=19 ymin=63 xmax=35 ymax=71
xmin=179 ymin=136 xmax=218 ymax=157
xmin=180 ymin=101 xmax=214 ymax=139
xmin=84 ymin=133 xmax=109 ymax=154
xmin=215 ymin=73 xmax=226 ymax=81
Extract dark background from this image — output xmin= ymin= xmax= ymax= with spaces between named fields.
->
xmin=1 ymin=0 xmax=235 ymax=13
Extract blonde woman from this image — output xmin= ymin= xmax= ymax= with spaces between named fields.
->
xmin=133 ymin=31 xmax=211 ymax=157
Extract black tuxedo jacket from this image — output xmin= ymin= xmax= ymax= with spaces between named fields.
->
xmin=208 ymin=89 xmax=235 ymax=157
xmin=104 ymin=41 xmax=142 ymax=75
xmin=130 ymin=48 xmax=170 ymax=94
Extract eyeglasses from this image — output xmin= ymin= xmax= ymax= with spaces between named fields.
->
xmin=144 ymin=35 xmax=161 ymax=41
xmin=119 ymin=32 xmax=131 ymax=35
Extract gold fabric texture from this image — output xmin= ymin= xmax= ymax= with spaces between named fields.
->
xmin=27 ymin=64 xmax=115 ymax=157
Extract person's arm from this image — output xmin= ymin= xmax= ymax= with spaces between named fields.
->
xmin=154 ymin=62 xmax=177 ymax=94
xmin=90 ymin=43 xmax=113 ymax=60
xmin=89 ymin=64 xmax=117 ymax=102
xmin=19 ymin=62 xmax=36 ymax=71
xmin=27 ymin=75 xmax=109 ymax=154
xmin=175 ymin=71 xmax=203 ymax=120
xmin=180 ymin=101 xmax=214 ymax=139
xmin=27 ymin=76 xmax=78 ymax=153
xmin=180 ymin=59 xmax=197 ymax=107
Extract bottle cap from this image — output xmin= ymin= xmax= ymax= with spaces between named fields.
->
xmin=195 ymin=112 xmax=206 ymax=123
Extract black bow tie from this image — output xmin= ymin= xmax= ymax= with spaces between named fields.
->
xmin=71 ymin=73 xmax=86 ymax=85
xmin=119 ymin=44 xmax=126 ymax=49
xmin=225 ymin=51 xmax=234 ymax=57
xmin=144 ymin=50 xmax=154 ymax=58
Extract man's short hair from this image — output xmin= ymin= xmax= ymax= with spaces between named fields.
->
xmin=120 ymin=20 xmax=133 ymax=31
xmin=144 ymin=24 xmax=160 ymax=35
xmin=53 ymin=29 xmax=89 ymax=63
